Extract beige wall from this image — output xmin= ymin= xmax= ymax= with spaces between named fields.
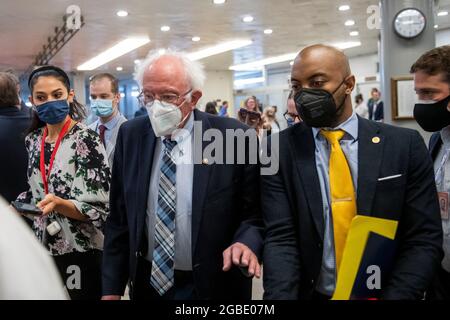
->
xmin=199 ymin=70 xmax=234 ymax=116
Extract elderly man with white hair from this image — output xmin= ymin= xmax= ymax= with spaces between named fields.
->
xmin=102 ymin=50 xmax=263 ymax=300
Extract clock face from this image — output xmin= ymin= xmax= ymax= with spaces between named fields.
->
xmin=394 ymin=8 xmax=426 ymax=39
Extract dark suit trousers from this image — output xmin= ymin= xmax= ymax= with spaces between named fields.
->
xmin=131 ymin=257 xmax=198 ymax=300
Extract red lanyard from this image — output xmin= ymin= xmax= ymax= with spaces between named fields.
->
xmin=40 ymin=119 xmax=72 ymax=195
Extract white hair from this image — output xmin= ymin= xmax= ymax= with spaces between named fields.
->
xmin=134 ymin=49 xmax=206 ymax=92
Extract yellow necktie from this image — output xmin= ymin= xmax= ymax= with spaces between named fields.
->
xmin=320 ymin=129 xmax=357 ymax=272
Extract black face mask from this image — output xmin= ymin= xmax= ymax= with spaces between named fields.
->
xmin=414 ymin=95 xmax=450 ymax=132
xmin=294 ymin=79 xmax=348 ymax=128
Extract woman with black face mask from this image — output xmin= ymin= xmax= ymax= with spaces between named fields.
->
xmin=14 ymin=65 xmax=111 ymax=300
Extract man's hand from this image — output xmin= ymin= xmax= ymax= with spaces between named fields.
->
xmin=101 ymin=295 xmax=121 ymax=300
xmin=222 ymin=242 xmax=261 ymax=278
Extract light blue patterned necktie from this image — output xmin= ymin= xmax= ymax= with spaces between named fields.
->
xmin=151 ymin=138 xmax=178 ymax=295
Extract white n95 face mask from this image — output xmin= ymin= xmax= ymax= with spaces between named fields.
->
xmin=147 ymin=100 xmax=184 ymax=137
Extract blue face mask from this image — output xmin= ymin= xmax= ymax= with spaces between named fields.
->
xmin=35 ymin=99 xmax=70 ymax=124
xmin=91 ymin=99 xmax=114 ymax=117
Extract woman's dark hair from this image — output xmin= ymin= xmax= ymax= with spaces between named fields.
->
xmin=26 ymin=65 xmax=86 ymax=135
xmin=355 ymin=93 xmax=363 ymax=104
xmin=205 ymin=101 xmax=218 ymax=115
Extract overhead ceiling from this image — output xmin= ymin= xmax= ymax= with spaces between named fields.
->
xmin=0 ymin=0 xmax=449 ymax=76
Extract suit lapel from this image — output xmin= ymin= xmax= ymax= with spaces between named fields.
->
xmin=192 ymin=109 xmax=212 ymax=256
xmin=290 ymin=124 xmax=325 ymax=241
xmin=430 ymin=133 xmax=443 ymax=161
xmin=136 ymin=118 xmax=156 ymax=247
xmin=356 ymin=117 xmax=384 ymax=216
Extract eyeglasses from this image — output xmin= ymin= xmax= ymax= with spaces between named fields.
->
xmin=137 ymin=89 xmax=192 ymax=108
xmin=238 ymin=108 xmax=261 ymax=122
xmin=283 ymin=111 xmax=300 ymax=122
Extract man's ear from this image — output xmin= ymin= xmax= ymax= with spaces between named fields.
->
xmin=114 ymin=93 xmax=121 ymax=107
xmin=190 ymin=90 xmax=203 ymax=109
xmin=345 ymin=75 xmax=356 ymax=94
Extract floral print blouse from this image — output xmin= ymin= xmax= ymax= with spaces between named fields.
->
xmin=17 ymin=122 xmax=111 ymax=256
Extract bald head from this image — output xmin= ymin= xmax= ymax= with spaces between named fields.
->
xmin=296 ymin=44 xmax=351 ymax=78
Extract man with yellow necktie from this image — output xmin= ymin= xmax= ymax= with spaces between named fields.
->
xmin=262 ymin=44 xmax=443 ymax=300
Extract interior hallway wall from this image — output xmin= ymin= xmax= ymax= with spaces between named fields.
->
xmin=200 ymin=70 xmax=235 ymax=116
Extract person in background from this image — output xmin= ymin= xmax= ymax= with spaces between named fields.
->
xmin=3 ymin=69 xmax=32 ymax=117
xmin=262 ymin=106 xmax=280 ymax=135
xmin=270 ymin=106 xmax=281 ymax=132
xmin=218 ymin=100 xmax=229 ymax=117
xmin=243 ymin=96 xmax=258 ymax=113
xmin=88 ymin=73 xmax=127 ymax=168
xmin=0 ymin=72 xmax=31 ymax=203
xmin=368 ymin=88 xmax=384 ymax=122
xmin=204 ymin=101 xmax=218 ymax=115
xmin=238 ymin=96 xmax=264 ymax=134
xmin=354 ymin=93 xmax=368 ymax=119
xmin=15 ymin=65 xmax=110 ymax=300
xmin=284 ymin=91 xmax=301 ymax=127
xmin=0 ymin=197 xmax=68 ymax=299
xmin=411 ymin=45 xmax=450 ymax=300
xmin=238 ymin=107 xmax=263 ymax=138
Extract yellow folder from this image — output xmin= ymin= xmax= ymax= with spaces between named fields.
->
xmin=331 ymin=215 xmax=398 ymax=300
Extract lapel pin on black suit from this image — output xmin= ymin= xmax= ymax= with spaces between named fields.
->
xmin=372 ymin=137 xmax=381 ymax=144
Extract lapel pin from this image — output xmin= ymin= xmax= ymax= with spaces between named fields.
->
xmin=202 ymin=158 xmax=209 ymax=165
xmin=372 ymin=137 xmax=381 ymax=144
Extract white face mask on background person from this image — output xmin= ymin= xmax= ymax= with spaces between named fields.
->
xmin=147 ymin=100 xmax=190 ymax=137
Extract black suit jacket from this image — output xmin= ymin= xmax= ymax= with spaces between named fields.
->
xmin=102 ymin=109 xmax=263 ymax=299
xmin=262 ymin=117 xmax=443 ymax=300
xmin=134 ymin=107 xmax=148 ymax=118
xmin=0 ymin=106 xmax=31 ymax=203
xmin=368 ymin=100 xmax=384 ymax=121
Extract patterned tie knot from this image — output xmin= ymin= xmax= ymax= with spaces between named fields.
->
xmin=320 ymin=129 xmax=346 ymax=145
xmin=163 ymin=138 xmax=178 ymax=153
